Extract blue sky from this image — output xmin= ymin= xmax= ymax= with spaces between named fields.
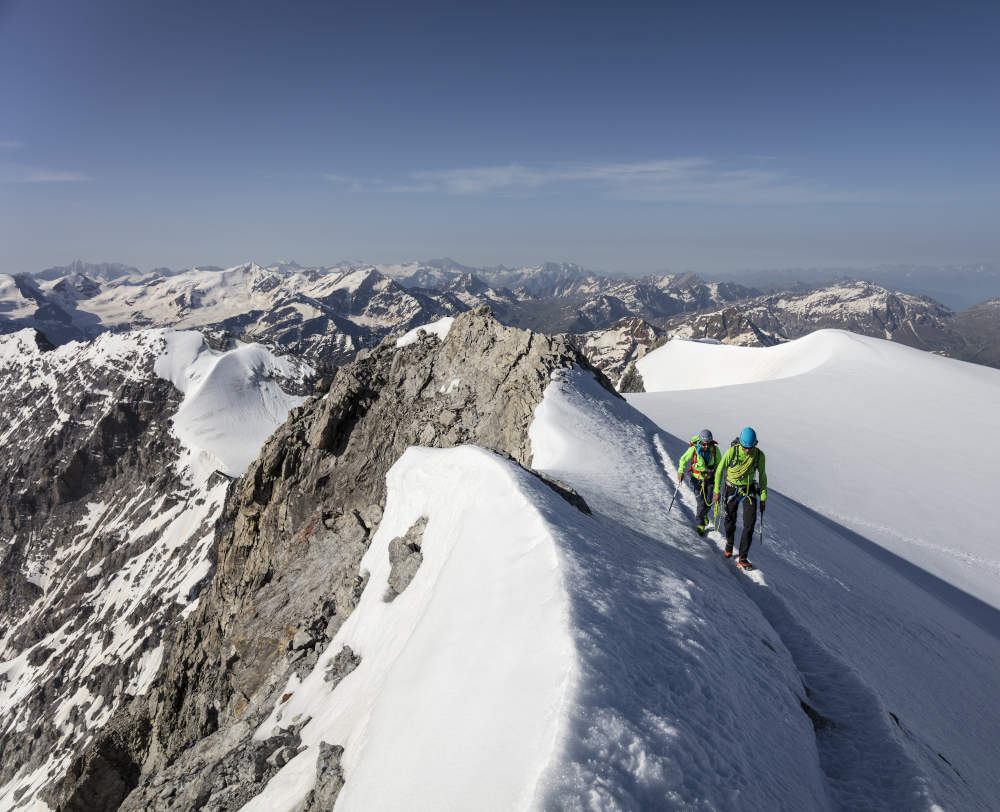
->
xmin=1 ymin=0 xmax=998 ymax=274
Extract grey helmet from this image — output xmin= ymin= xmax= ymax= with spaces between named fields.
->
xmin=698 ymin=429 xmax=713 ymax=443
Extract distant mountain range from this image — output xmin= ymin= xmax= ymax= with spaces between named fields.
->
xmin=2 ymin=259 xmax=999 ymax=379
xmin=711 ymin=262 xmax=1000 ymax=311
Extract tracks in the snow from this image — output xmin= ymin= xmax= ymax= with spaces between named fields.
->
xmin=663 ymin=438 xmax=937 ymax=810
xmin=718 ymin=547 xmax=935 ymax=811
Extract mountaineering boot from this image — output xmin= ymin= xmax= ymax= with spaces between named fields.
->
xmin=724 ymin=541 xmax=734 ymax=558
xmin=696 ymin=523 xmax=707 ymax=536
xmin=737 ymin=559 xmax=753 ymax=570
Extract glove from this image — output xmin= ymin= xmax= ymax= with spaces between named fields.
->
xmin=713 ymin=492 xmax=720 ymax=503
xmin=678 ymin=474 xmax=684 ymax=484
xmin=760 ymin=500 xmax=766 ymax=514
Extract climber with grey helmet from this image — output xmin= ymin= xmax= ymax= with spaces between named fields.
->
xmin=677 ymin=428 xmax=722 ymax=536
xmin=713 ymin=426 xmax=768 ymax=569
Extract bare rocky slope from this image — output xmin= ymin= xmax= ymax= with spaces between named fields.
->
xmin=567 ymin=316 xmax=664 ymax=385
xmin=40 ymin=308 xmax=608 ymax=811
xmin=0 ymin=329 xmax=310 ymax=809
xmin=954 ymin=298 xmax=1000 ymax=368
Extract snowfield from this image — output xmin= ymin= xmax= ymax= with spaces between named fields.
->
xmin=153 ymin=330 xmax=311 ymax=476
xmin=630 ymin=329 xmax=1000 ymax=613
xmin=243 ymin=348 xmax=1000 ymax=809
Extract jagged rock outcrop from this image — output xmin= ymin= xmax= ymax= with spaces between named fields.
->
xmin=617 ymin=362 xmax=646 ymax=393
xmin=49 ymin=307 xmax=613 ymax=811
xmin=384 ymin=517 xmax=428 ymax=602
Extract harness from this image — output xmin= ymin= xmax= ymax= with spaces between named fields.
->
xmin=726 ymin=481 xmax=759 ymax=505
xmin=687 ymin=440 xmax=719 ymax=507
xmin=724 ymin=442 xmax=759 ymax=506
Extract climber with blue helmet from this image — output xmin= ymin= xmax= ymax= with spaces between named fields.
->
xmin=677 ymin=428 xmax=722 ymax=535
xmin=713 ymin=426 xmax=768 ymax=569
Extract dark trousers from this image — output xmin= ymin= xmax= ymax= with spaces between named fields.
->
xmin=693 ymin=476 xmax=715 ymax=527
xmin=724 ymin=483 xmax=758 ymax=560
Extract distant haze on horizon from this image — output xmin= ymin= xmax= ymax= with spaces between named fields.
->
xmin=2 ymin=0 xmax=998 ymax=273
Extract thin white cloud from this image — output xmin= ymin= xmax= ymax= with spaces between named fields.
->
xmin=23 ymin=169 xmax=92 ymax=183
xmin=0 ymin=140 xmax=23 ymax=149
xmin=0 ymin=165 xmax=93 ymax=183
xmin=395 ymin=158 xmax=858 ymax=204
xmin=323 ymin=172 xmax=367 ymax=192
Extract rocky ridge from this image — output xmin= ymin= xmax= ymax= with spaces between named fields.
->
xmin=42 ymin=308 xmax=609 ymax=811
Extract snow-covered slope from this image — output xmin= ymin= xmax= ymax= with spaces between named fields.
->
xmin=0 ymin=274 xmax=37 ymax=320
xmin=153 ymin=331 xmax=310 ymax=476
xmin=232 ymin=353 xmax=999 ymax=810
xmin=629 ymin=330 xmax=1000 ymax=612
xmin=0 ymin=329 xmax=310 ymax=810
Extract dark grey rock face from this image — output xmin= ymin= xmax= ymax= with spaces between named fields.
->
xmin=323 ymin=646 xmax=361 ymax=688
xmin=384 ymin=517 xmax=427 ymax=601
xmin=618 ymin=363 xmax=646 ymax=394
xmin=50 ymin=307 xmax=611 ymax=811
xmin=294 ymin=742 xmax=345 ymax=812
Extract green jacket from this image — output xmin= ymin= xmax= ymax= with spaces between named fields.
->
xmin=678 ymin=436 xmax=722 ymax=481
xmin=714 ymin=445 xmax=768 ymax=501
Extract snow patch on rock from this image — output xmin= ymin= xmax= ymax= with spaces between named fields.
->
xmin=394 ymin=316 xmax=455 ymax=348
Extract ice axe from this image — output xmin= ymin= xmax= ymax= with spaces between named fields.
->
xmin=668 ymin=478 xmax=681 ymax=513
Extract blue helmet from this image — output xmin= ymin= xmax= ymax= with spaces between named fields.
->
xmin=739 ymin=427 xmax=758 ymax=448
